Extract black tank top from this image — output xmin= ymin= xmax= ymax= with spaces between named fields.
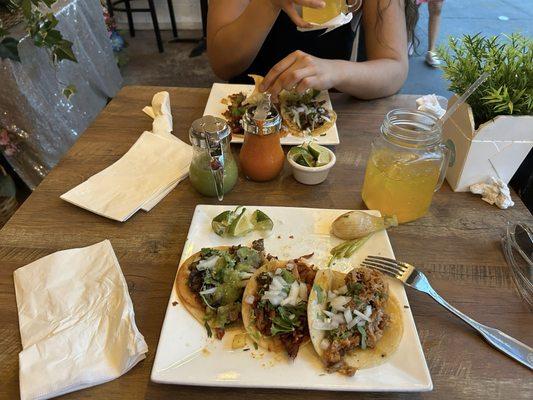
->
xmin=230 ymin=11 xmax=361 ymax=83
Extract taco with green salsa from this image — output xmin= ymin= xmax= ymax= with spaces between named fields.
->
xmin=176 ymin=239 xmax=266 ymax=339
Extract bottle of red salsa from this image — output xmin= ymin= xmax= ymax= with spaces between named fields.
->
xmin=240 ymin=106 xmax=284 ymax=182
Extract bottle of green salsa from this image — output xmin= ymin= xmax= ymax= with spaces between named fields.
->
xmin=189 ymin=116 xmax=238 ymax=199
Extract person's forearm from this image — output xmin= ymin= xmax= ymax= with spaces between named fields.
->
xmin=208 ymin=0 xmax=280 ymax=80
xmin=332 ymin=58 xmax=408 ymax=99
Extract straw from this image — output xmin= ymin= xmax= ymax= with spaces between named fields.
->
xmin=439 ymin=71 xmax=491 ymax=125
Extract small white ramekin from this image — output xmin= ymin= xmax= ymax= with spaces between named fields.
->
xmin=287 ymin=147 xmax=336 ymax=185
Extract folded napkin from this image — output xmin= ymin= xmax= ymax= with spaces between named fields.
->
xmin=141 ymin=91 xmax=190 ymax=211
xmin=416 ymin=94 xmax=446 ymax=118
xmin=61 ymin=131 xmax=191 ymax=221
xmin=14 ymin=240 xmax=148 ymax=400
xmin=142 ymin=91 xmax=173 ymax=138
xmin=297 ymin=12 xmax=353 ymax=34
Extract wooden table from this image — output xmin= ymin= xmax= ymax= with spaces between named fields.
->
xmin=0 ymin=87 xmax=531 ymax=399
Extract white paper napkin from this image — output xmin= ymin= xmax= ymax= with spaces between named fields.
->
xmin=60 ymin=131 xmax=192 ymax=221
xmin=297 ymin=12 xmax=353 ymax=33
xmin=14 ymin=240 xmax=148 ymax=400
xmin=143 ymin=91 xmax=173 ymax=137
xmin=140 ymin=91 xmax=191 ymax=211
xmin=416 ymin=94 xmax=446 ymax=118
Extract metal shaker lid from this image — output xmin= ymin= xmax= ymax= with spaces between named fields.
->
xmin=241 ymin=106 xmax=282 ymax=136
xmin=189 ymin=115 xmax=230 ymax=148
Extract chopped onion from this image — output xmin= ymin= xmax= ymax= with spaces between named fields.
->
xmin=298 ymin=282 xmax=308 ymax=301
xmin=199 ymin=287 xmax=216 ymax=295
xmin=328 ymin=290 xmax=337 ymax=300
xmin=320 ymin=338 xmax=331 ymax=350
xmin=336 ymin=285 xmax=348 ymax=295
xmin=323 ymin=310 xmax=335 ymax=318
xmin=196 ymin=256 xmax=219 ymax=271
xmin=347 ymin=317 xmax=358 ymax=329
xmin=330 ymin=296 xmax=350 ymax=311
xmin=281 ymin=281 xmax=300 ymax=306
xmin=332 ymin=314 xmax=345 ymax=325
xmin=275 ymin=268 xmax=282 ymax=275
xmin=364 ymin=305 xmax=373 ymax=318
xmin=239 ymin=272 xmax=253 ymax=279
xmin=244 ymin=295 xmax=255 ymax=305
xmin=353 ymin=308 xmax=371 ymax=322
xmin=344 ymin=309 xmax=353 ymax=324
xmin=270 ymin=275 xmax=287 ymax=291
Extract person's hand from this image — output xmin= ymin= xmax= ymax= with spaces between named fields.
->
xmin=269 ymin=0 xmax=326 ymax=28
xmin=260 ymin=50 xmax=340 ymax=100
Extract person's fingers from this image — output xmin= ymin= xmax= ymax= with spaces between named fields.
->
xmin=260 ymin=50 xmax=301 ymax=91
xmin=269 ymin=66 xmax=316 ymax=99
xmin=295 ymin=76 xmax=319 ymax=93
xmin=282 ymin=4 xmax=313 ymax=29
xmin=293 ymin=0 xmax=326 ymax=8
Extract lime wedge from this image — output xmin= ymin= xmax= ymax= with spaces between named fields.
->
xmin=251 ymin=210 xmax=274 ymax=232
xmin=297 ymin=152 xmax=315 ymax=167
xmin=288 ymin=146 xmax=308 ymax=160
xmin=228 ymin=209 xmax=254 ymax=237
xmin=212 ymin=210 xmax=233 ymax=236
xmin=307 ymin=142 xmax=320 ymax=159
xmin=309 ymin=142 xmax=330 ymax=167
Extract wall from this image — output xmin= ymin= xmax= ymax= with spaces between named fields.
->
xmin=115 ymin=0 xmax=202 ymax=30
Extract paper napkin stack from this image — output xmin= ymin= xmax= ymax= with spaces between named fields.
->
xmin=14 ymin=240 xmax=148 ymax=400
xmin=61 ymin=91 xmax=192 ymax=221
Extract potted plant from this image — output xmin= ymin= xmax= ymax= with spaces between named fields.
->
xmin=0 ymin=0 xmax=78 ymax=97
xmin=438 ymin=33 xmax=533 ymax=192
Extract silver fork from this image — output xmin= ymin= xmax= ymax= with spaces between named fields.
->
xmin=362 ymin=255 xmax=533 ymax=370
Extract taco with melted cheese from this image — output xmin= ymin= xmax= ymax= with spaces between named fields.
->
xmin=176 ymin=239 xmax=265 ymax=339
xmin=242 ymin=256 xmax=317 ymax=359
xmin=308 ymin=267 xmax=403 ymax=376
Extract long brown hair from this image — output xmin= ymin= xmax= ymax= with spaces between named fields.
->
xmin=375 ymin=0 xmax=420 ymax=50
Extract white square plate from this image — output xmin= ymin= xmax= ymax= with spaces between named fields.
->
xmin=151 ymin=205 xmax=432 ymax=392
xmin=203 ymin=83 xmax=340 ymax=146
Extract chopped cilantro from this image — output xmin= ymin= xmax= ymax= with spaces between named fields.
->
xmin=313 ymin=284 xmax=324 ymax=303
xmin=204 ymin=321 xmax=212 ymax=338
xmin=357 ymin=325 xmax=367 ymax=349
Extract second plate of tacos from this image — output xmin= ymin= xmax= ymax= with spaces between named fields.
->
xmin=176 ymin=239 xmax=266 ymax=339
xmin=308 ymin=266 xmax=404 ymax=376
xmin=242 ymin=256 xmax=317 ymax=359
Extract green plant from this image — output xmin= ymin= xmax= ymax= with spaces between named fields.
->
xmin=438 ymin=33 xmax=533 ymax=126
xmin=0 ymin=0 xmax=77 ymax=96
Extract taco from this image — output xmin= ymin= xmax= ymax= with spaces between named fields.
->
xmin=221 ymin=74 xmax=264 ymax=136
xmin=242 ymin=256 xmax=317 ymax=359
xmin=176 ymin=239 xmax=266 ymax=339
xmin=279 ymin=88 xmax=336 ymax=137
xmin=308 ymin=267 xmax=403 ymax=376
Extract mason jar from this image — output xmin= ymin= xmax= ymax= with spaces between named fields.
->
xmin=362 ymin=109 xmax=450 ymax=223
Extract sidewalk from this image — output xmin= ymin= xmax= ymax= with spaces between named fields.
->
xmin=401 ymin=0 xmax=532 ymax=97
